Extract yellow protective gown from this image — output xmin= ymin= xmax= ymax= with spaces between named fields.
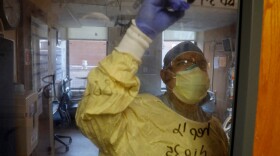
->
xmin=75 ymin=21 xmax=228 ymax=156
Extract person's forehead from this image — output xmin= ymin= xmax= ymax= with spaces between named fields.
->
xmin=172 ymin=51 xmax=205 ymax=61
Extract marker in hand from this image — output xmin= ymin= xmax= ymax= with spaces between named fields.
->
xmin=167 ymin=0 xmax=196 ymax=12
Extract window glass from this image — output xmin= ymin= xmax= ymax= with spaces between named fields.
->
xmin=20 ymin=1 xmax=240 ymax=155
xmin=64 ymin=1 xmax=239 ymax=155
xmin=69 ymin=40 xmax=107 ymax=90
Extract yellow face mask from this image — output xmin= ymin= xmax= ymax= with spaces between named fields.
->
xmin=172 ymin=67 xmax=210 ymax=104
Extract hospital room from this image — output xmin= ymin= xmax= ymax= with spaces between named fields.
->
xmin=1 ymin=0 xmax=273 ymax=156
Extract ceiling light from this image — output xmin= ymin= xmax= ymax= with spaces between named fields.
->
xmin=81 ymin=12 xmax=110 ymax=22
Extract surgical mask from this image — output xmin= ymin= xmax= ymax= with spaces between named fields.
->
xmin=172 ymin=67 xmax=210 ymax=104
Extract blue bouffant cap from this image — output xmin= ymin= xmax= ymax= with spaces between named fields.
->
xmin=163 ymin=41 xmax=203 ymax=69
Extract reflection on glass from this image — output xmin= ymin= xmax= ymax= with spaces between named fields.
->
xmin=22 ymin=0 xmax=240 ymax=155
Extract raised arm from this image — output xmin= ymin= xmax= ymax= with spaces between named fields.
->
xmin=76 ymin=0 xmax=189 ymax=117
xmin=75 ymin=0 xmax=190 ymax=154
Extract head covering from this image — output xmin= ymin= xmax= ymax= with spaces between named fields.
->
xmin=163 ymin=41 xmax=203 ymax=69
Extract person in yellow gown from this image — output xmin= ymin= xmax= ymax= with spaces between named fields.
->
xmin=75 ymin=0 xmax=228 ymax=155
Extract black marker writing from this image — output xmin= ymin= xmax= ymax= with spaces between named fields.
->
xmin=220 ymin=0 xmax=235 ymax=7
xmin=190 ymin=123 xmax=210 ymax=140
xmin=206 ymin=0 xmax=216 ymax=6
xmin=173 ymin=122 xmax=187 ymax=137
xmin=200 ymin=145 xmax=207 ymax=156
xmin=166 ymin=144 xmax=207 ymax=156
xmin=185 ymin=145 xmax=207 ymax=156
xmin=166 ymin=144 xmax=180 ymax=156
xmin=185 ymin=148 xmax=194 ymax=156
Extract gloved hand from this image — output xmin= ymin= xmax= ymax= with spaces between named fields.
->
xmin=136 ymin=0 xmax=190 ymax=39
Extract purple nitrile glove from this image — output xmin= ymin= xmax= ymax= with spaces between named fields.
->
xmin=135 ymin=0 xmax=190 ymax=39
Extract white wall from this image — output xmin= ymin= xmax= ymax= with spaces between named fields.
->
xmin=68 ymin=26 xmax=108 ymax=40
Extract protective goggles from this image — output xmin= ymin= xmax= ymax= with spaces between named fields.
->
xmin=165 ymin=56 xmax=208 ymax=71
